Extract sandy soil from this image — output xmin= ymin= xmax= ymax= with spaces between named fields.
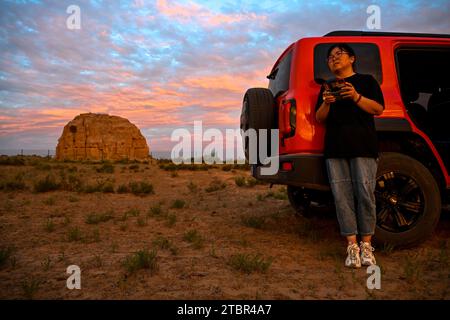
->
xmin=0 ymin=158 xmax=449 ymax=300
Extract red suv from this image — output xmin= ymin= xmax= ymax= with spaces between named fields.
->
xmin=241 ymin=31 xmax=450 ymax=247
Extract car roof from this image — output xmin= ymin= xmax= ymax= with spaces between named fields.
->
xmin=268 ymin=30 xmax=449 ymax=77
xmin=324 ymin=30 xmax=450 ymax=39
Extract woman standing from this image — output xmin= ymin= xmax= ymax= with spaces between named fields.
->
xmin=315 ymin=43 xmax=385 ymax=268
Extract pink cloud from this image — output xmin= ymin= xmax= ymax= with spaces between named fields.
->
xmin=156 ymin=0 xmax=267 ymax=27
xmin=0 ymin=65 xmax=268 ymax=137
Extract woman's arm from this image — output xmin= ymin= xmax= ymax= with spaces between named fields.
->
xmin=340 ymin=82 xmax=384 ymax=116
xmin=315 ymin=101 xmax=330 ymax=123
xmin=315 ymin=92 xmax=336 ymax=123
xmin=354 ymin=94 xmax=384 ymax=116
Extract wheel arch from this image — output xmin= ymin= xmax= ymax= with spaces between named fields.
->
xmin=377 ymin=131 xmax=446 ymax=196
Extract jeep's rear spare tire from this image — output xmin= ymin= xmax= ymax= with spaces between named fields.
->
xmin=374 ymin=152 xmax=441 ymax=247
xmin=240 ymin=88 xmax=275 ymax=162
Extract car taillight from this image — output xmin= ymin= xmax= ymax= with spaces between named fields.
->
xmin=289 ymin=102 xmax=296 ymax=132
xmin=281 ymin=99 xmax=296 ymax=137
xmin=281 ymin=161 xmax=294 ymax=171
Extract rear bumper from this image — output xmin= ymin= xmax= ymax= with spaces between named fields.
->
xmin=252 ymin=154 xmax=330 ymax=191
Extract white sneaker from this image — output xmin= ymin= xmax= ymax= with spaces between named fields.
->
xmin=345 ymin=243 xmax=361 ymax=268
xmin=360 ymin=241 xmax=376 ymax=266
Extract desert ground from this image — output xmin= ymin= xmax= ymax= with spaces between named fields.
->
xmin=0 ymin=156 xmax=449 ymax=300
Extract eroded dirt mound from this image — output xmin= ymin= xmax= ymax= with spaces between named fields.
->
xmin=56 ymin=113 xmax=149 ymax=161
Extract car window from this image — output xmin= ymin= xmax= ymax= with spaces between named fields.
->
xmin=395 ymin=46 xmax=450 ymax=174
xmin=314 ymin=43 xmax=382 ymax=84
xmin=268 ymin=50 xmax=292 ymax=97
xmin=396 ymin=47 xmax=450 ymax=96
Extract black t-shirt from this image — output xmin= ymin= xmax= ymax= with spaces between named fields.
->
xmin=315 ymin=73 xmax=385 ymax=159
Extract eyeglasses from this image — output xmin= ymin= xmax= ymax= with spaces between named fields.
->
xmin=327 ymin=51 xmax=348 ymax=62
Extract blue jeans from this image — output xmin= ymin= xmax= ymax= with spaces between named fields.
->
xmin=325 ymin=157 xmax=378 ymax=236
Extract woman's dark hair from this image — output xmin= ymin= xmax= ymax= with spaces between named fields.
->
xmin=327 ymin=43 xmax=356 ymax=70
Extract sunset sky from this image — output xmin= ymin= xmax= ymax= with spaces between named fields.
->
xmin=0 ymin=0 xmax=449 ymax=155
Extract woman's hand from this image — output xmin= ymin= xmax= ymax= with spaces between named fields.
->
xmin=340 ymin=82 xmax=359 ymax=101
xmin=323 ymin=91 xmax=336 ymax=104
